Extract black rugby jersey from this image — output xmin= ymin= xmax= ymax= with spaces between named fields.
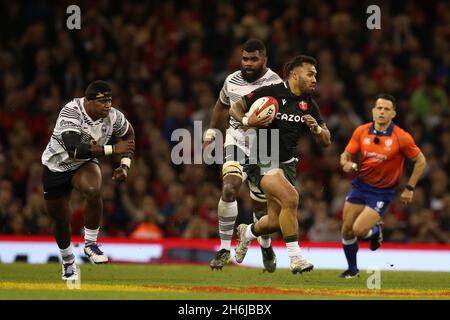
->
xmin=242 ymin=81 xmax=325 ymax=162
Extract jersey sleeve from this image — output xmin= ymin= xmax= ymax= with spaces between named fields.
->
xmin=266 ymin=72 xmax=283 ymax=85
xmin=398 ymin=129 xmax=421 ymax=159
xmin=57 ymin=104 xmax=82 ymax=134
xmin=219 ymin=76 xmax=231 ymax=106
xmin=309 ymin=99 xmax=325 ymax=126
xmin=112 ymin=108 xmax=130 ymax=137
xmin=345 ymin=126 xmax=363 ymax=155
xmin=241 ymin=85 xmax=274 ymax=112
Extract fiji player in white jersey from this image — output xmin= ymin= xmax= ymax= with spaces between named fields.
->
xmin=41 ymin=80 xmax=135 ymax=280
xmin=203 ymin=39 xmax=282 ymax=271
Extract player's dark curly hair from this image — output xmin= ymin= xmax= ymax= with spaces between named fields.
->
xmin=242 ymin=38 xmax=266 ymax=56
xmin=283 ymin=55 xmax=317 ymax=78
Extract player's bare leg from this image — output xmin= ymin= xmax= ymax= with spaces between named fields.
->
xmin=260 ymin=170 xmax=312 ymax=274
xmin=237 ymin=169 xmax=313 ymax=274
xmin=235 ymin=196 xmax=280 ymax=264
xmin=353 ymin=207 xmax=383 ymax=251
xmin=72 ymin=162 xmax=108 ymax=264
xmin=253 ymin=195 xmax=282 ymax=234
xmin=46 ymin=196 xmax=72 ymax=250
xmin=45 ymin=195 xmax=78 ymax=280
xmin=252 ymin=199 xmax=277 ymax=272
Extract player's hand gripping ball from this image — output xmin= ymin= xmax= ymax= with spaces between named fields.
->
xmin=246 ymin=96 xmax=279 ymax=127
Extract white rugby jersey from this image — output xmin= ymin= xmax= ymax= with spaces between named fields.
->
xmin=42 ymin=97 xmax=129 ymax=172
xmin=219 ymin=68 xmax=282 ymax=129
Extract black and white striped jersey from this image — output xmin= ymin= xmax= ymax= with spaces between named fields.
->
xmin=41 ymin=97 xmax=129 ymax=172
xmin=219 ymin=68 xmax=282 ymax=129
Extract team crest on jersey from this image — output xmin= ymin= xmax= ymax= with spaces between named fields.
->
xmin=384 ymin=139 xmax=392 ymax=147
xmin=101 ymin=124 xmax=107 ymax=135
xmin=376 ymin=201 xmax=384 ymax=209
xmin=298 ymin=101 xmax=308 ymax=111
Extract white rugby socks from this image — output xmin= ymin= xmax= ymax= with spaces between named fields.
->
xmin=84 ymin=227 xmax=99 ymax=246
xmin=285 ymin=236 xmax=302 ymax=263
xmin=218 ymin=199 xmax=238 ymax=251
xmin=60 ymin=245 xmax=75 ymax=263
xmin=244 ymin=223 xmax=258 ymax=242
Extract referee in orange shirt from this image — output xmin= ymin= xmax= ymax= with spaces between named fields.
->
xmin=339 ymin=94 xmax=427 ymax=278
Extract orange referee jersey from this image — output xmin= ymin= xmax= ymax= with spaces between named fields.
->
xmin=345 ymin=122 xmax=421 ymax=188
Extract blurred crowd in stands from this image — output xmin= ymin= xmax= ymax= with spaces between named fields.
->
xmin=0 ymin=0 xmax=449 ymax=243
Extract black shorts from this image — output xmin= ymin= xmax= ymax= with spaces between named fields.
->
xmin=42 ymin=161 xmax=98 ymax=200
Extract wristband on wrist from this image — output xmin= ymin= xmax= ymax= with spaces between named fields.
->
xmin=351 ymin=163 xmax=357 ymax=171
xmin=405 ymin=184 xmax=415 ymax=191
xmin=242 ymin=117 xmax=249 ymax=126
xmin=311 ymin=125 xmax=323 ymax=134
xmin=120 ymin=157 xmax=131 ymax=169
xmin=104 ymin=145 xmax=113 ymax=156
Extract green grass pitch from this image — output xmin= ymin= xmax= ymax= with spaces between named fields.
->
xmin=0 ymin=263 xmax=449 ymax=300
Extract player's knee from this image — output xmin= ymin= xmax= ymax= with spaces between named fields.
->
xmin=352 ymin=225 xmax=368 ymax=238
xmin=341 ymin=224 xmax=354 ymax=239
xmin=83 ymin=185 xmax=101 ymax=199
xmin=222 ymin=183 xmax=238 ymax=202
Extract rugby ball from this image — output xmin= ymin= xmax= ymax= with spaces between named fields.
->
xmin=247 ymin=96 xmax=279 ymax=120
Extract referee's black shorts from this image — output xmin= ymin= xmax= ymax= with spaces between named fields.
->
xmin=42 ymin=160 xmax=98 ymax=200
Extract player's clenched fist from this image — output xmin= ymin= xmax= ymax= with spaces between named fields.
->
xmin=112 ymin=165 xmax=128 ymax=182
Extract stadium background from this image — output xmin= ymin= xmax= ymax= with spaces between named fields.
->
xmin=0 ymin=0 xmax=449 ymax=250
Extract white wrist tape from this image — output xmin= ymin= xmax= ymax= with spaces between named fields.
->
xmin=351 ymin=163 xmax=357 ymax=170
xmin=104 ymin=145 xmax=113 ymax=156
xmin=121 ymin=157 xmax=131 ymax=169
xmin=311 ymin=125 xmax=323 ymax=134
xmin=204 ymin=128 xmax=217 ymax=142
xmin=242 ymin=117 xmax=249 ymax=126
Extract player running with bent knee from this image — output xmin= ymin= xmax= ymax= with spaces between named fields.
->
xmin=41 ymin=80 xmax=135 ymax=280
xmin=203 ymin=39 xmax=282 ymax=272
xmin=230 ymin=55 xmax=331 ymax=274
